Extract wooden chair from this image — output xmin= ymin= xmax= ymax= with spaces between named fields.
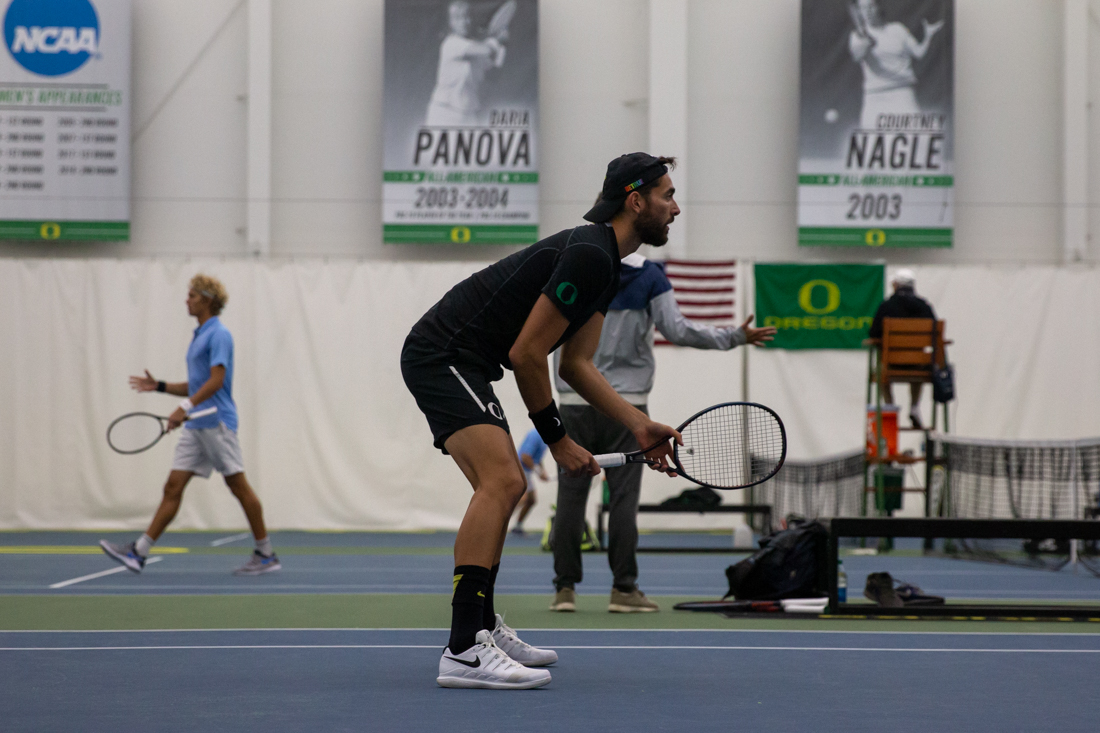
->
xmin=878 ymin=317 xmax=947 ymax=388
xmin=864 ymin=318 xmax=951 ymax=525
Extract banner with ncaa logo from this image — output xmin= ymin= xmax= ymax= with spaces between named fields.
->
xmin=0 ymin=0 xmax=129 ymax=241
xmin=755 ymin=263 xmax=884 ymax=349
xmin=383 ymin=0 xmax=538 ymax=245
xmin=798 ymin=0 xmax=953 ymax=248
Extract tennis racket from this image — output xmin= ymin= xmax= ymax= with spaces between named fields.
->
xmin=487 ymin=0 xmax=516 ymax=39
xmin=107 ymin=407 xmax=217 ymax=454
xmin=848 ymin=2 xmax=874 ymax=41
xmin=593 ymin=402 xmax=786 ymax=490
xmin=673 ymin=598 xmax=828 ymax=614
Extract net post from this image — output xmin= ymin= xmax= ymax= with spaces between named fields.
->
xmin=923 ymin=432 xmax=934 ymax=551
xmin=1071 ymin=440 xmax=1080 ymax=571
xmin=825 ymin=520 xmax=839 ymax=613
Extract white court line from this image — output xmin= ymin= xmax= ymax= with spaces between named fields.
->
xmin=210 ymin=533 xmax=251 ymax=547
xmin=2 ymin=628 xmax=1098 ymax=637
xmin=1 ymin=644 xmax=1099 ymax=653
xmin=48 ymin=557 xmax=163 ymax=589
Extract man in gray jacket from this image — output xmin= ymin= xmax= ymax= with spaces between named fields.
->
xmin=550 ymin=253 xmax=775 ymax=612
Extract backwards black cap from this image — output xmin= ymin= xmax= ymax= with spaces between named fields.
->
xmin=583 ymin=152 xmax=669 ymax=223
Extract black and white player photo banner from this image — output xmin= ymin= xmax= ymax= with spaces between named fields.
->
xmin=382 ymin=0 xmax=539 ymax=245
xmin=798 ymin=0 xmax=954 ymax=249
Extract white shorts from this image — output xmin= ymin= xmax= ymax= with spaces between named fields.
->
xmin=171 ymin=423 xmax=245 ymax=479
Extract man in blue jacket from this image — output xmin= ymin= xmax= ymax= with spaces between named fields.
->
xmin=550 ymin=255 xmax=774 ymax=612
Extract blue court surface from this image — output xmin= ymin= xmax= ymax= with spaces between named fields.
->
xmin=2 ymin=628 xmax=1098 ymax=732
xmin=3 ymin=530 xmax=1100 ymax=731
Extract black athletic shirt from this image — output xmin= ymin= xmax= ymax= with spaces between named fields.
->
xmin=868 ymin=287 xmax=936 ymax=339
xmin=411 ymin=224 xmax=622 ymax=369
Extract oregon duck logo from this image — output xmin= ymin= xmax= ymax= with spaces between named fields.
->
xmin=555 ymin=281 xmax=577 ymax=305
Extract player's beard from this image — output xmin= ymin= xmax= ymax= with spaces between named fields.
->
xmin=634 ymin=204 xmax=671 ymax=246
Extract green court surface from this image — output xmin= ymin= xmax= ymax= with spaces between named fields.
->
xmin=2 ymin=530 xmax=1099 ymax=635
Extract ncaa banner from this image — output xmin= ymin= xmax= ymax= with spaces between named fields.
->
xmin=798 ymin=0 xmax=953 ymax=248
xmin=383 ymin=0 xmax=538 ymax=245
xmin=755 ymin=263 xmax=884 ymax=349
xmin=0 ymin=0 xmax=130 ymax=241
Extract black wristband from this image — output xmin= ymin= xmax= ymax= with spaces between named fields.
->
xmin=529 ymin=400 xmax=567 ymax=444
xmin=156 ymin=381 xmax=166 ymax=393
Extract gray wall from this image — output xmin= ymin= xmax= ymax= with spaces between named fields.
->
xmin=0 ymin=0 xmax=1092 ymax=263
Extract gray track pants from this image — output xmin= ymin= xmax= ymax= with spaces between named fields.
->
xmin=553 ymin=404 xmax=646 ymax=591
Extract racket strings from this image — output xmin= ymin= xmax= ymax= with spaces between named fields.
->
xmin=677 ymin=404 xmax=785 ymax=489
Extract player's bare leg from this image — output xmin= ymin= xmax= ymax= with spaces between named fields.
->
xmin=438 ymin=424 xmax=556 ymax=678
xmin=446 ymin=424 xmax=527 ymax=568
xmin=224 ymin=471 xmax=280 ymax=574
xmin=146 ymin=470 xmax=195 ymax=541
xmin=224 ymin=472 xmax=268 ymax=541
xmin=99 ymin=470 xmax=193 ymax=572
xmin=512 ymin=489 xmax=536 ymax=533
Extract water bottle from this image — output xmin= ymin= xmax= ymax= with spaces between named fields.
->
xmin=837 ymin=559 xmax=848 ymax=603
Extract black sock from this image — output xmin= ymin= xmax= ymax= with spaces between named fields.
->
xmin=448 ymin=565 xmax=491 ymax=654
xmin=482 ymin=563 xmax=500 ymax=631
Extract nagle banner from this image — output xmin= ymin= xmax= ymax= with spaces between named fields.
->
xmin=755 ymin=263 xmax=884 ymax=349
xmin=798 ymin=0 xmax=954 ymax=249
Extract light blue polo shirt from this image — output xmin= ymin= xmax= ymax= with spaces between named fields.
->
xmin=517 ymin=429 xmax=548 ymax=472
xmin=185 ymin=316 xmax=238 ymax=431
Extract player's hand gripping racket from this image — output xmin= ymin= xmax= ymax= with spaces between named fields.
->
xmin=107 ymin=407 xmax=217 ymax=454
xmin=593 ymin=402 xmax=786 ymax=490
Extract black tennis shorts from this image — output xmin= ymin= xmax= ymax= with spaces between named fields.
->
xmin=400 ymin=331 xmax=512 ymax=453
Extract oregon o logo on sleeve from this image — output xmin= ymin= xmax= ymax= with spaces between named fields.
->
xmin=555 ymin=281 xmax=578 ymax=305
xmin=449 ymin=226 xmax=471 ymax=243
xmin=864 ymin=229 xmax=887 ymax=246
xmin=39 ymin=222 xmax=61 ymax=239
xmin=4 ymin=0 xmax=100 ymax=77
xmin=797 ymin=279 xmax=841 ymax=315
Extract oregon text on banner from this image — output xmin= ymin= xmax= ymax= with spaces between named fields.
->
xmin=754 ymin=263 xmax=884 ymax=350
xmin=797 ymin=0 xmax=953 ymax=249
xmin=382 ymin=0 xmax=538 ymax=245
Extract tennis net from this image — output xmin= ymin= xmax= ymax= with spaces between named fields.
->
xmin=754 ymin=449 xmax=864 ymax=532
xmin=927 ymin=433 xmax=1100 ymax=571
xmin=928 ymin=434 xmax=1100 ymax=521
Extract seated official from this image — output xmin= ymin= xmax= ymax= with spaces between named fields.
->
xmin=868 ymin=268 xmax=936 ymax=428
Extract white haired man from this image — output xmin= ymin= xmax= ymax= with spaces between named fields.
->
xmin=868 ymin=268 xmax=937 ymax=428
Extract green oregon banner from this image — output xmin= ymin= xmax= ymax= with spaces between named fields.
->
xmin=755 ymin=263 xmax=884 ymax=349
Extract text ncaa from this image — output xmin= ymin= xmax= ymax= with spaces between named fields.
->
xmin=4 ymin=0 xmax=99 ymax=77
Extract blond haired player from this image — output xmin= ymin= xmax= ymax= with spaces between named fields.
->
xmin=100 ymin=275 xmax=279 ymax=576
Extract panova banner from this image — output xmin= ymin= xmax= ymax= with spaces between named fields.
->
xmin=798 ymin=0 xmax=953 ymax=248
xmin=0 ymin=0 xmax=130 ymax=241
xmin=755 ymin=263 xmax=884 ymax=349
xmin=383 ymin=0 xmax=538 ymax=245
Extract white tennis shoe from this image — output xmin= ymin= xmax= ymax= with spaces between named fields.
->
xmin=490 ymin=614 xmax=558 ymax=667
xmin=437 ymin=630 xmax=551 ymax=690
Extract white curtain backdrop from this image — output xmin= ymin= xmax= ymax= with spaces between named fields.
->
xmin=1 ymin=259 xmax=1097 ymax=530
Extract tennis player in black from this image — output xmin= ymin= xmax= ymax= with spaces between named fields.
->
xmin=402 ymin=153 xmax=683 ymax=689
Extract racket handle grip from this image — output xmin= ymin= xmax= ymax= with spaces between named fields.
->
xmin=594 ymin=453 xmax=626 ymax=469
xmin=186 ymin=406 xmax=218 ymax=420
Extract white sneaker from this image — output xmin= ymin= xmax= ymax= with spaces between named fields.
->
xmin=437 ymin=630 xmax=551 ymax=689
xmin=490 ymin=614 xmax=558 ymax=667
